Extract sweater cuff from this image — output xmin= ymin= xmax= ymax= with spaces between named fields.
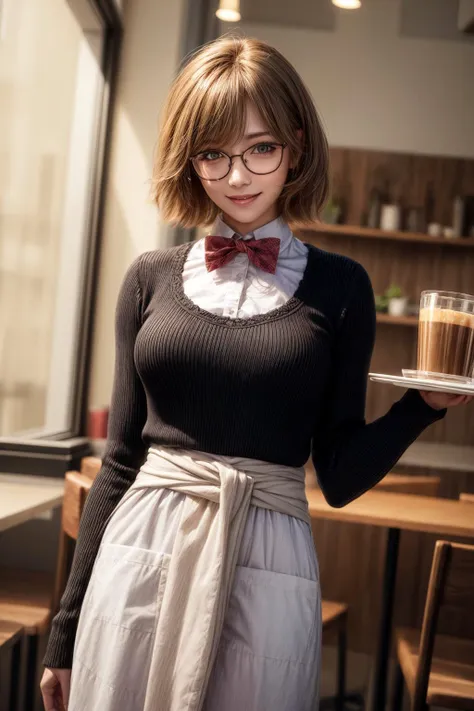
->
xmin=396 ymin=388 xmax=447 ymax=425
xmin=42 ymin=619 xmax=77 ymax=669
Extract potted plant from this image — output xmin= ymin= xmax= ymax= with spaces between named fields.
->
xmin=321 ymin=197 xmax=342 ymax=225
xmin=385 ymin=284 xmax=408 ymax=317
xmin=375 ymin=294 xmax=389 ymax=313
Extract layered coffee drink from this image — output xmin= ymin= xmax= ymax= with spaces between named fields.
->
xmin=418 ymin=302 xmax=474 ymax=379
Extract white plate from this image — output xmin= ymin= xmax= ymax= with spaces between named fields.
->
xmin=402 ymin=369 xmax=474 ymax=386
xmin=369 ymin=373 xmax=474 ymax=396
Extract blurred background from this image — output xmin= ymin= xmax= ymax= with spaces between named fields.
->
xmin=1 ymin=1 xmax=474 ymax=709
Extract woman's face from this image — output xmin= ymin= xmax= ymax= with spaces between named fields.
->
xmin=194 ymin=102 xmax=293 ymax=235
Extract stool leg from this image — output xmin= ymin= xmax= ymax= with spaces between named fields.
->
xmin=391 ymin=661 xmax=404 ymax=711
xmin=336 ymin=624 xmax=347 ymax=711
xmin=9 ymin=637 xmax=23 ymax=711
xmin=23 ymin=635 xmax=38 ymax=711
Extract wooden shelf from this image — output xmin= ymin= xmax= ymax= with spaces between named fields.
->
xmin=298 ymin=223 xmax=474 ymax=248
xmin=376 ymin=313 xmax=418 ymax=327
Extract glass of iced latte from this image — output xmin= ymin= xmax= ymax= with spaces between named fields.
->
xmin=416 ymin=291 xmax=474 ymax=382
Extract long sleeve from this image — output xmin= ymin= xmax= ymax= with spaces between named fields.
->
xmin=43 ymin=256 xmax=148 ymax=669
xmin=312 ymin=264 xmax=447 ymax=509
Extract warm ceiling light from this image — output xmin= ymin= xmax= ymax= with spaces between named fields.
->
xmin=216 ymin=0 xmax=241 ymax=22
xmin=332 ymin=0 xmax=361 ymax=8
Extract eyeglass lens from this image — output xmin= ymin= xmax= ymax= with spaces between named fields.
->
xmin=192 ymin=143 xmax=284 ymax=180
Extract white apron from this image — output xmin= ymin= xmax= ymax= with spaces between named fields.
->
xmin=68 ymin=447 xmax=321 ymax=711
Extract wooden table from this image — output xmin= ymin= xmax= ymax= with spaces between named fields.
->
xmin=307 ymin=488 xmax=474 ymax=711
xmin=0 ymin=473 xmax=64 ymax=533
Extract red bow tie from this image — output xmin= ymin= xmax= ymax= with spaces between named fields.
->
xmin=204 ymin=235 xmax=280 ymax=274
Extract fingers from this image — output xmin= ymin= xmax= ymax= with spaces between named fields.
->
xmin=40 ymin=668 xmax=70 ymax=711
xmin=420 ymin=391 xmax=455 ymax=405
xmin=419 ymin=391 xmax=472 ymax=409
xmin=41 ymin=682 xmax=59 ymax=711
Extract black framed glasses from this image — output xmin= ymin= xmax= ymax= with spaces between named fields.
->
xmin=190 ymin=142 xmax=287 ymax=181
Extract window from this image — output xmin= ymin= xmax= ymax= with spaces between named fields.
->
xmin=0 ymin=0 xmax=121 ymax=470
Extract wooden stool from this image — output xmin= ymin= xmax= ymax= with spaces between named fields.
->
xmin=0 ymin=619 xmax=23 ymax=711
xmin=320 ymin=601 xmax=350 ymax=711
xmin=391 ymin=540 xmax=474 ymax=711
xmin=0 ymin=568 xmax=54 ymax=711
xmin=51 ymin=464 xmax=96 ymax=613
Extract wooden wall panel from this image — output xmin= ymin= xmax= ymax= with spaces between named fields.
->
xmin=328 ymin=147 xmax=474 ymax=229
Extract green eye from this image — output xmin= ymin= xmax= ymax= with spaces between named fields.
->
xmin=252 ymin=143 xmax=276 ymax=155
xmin=198 ymin=151 xmax=223 ymax=162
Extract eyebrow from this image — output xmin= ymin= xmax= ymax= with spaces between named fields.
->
xmin=244 ymin=131 xmax=274 ymax=140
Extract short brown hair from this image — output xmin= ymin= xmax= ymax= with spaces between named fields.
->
xmin=151 ymin=34 xmax=329 ymax=228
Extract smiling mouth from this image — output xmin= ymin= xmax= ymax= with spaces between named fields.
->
xmin=227 ymin=194 xmax=261 ymax=204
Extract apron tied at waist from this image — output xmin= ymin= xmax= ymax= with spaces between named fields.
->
xmin=135 ymin=446 xmax=311 ymax=711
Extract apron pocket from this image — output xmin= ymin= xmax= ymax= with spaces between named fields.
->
xmin=86 ymin=543 xmax=170 ymax=632
xmin=71 ymin=543 xmax=170 ymax=708
xmin=222 ymin=565 xmax=320 ymax=665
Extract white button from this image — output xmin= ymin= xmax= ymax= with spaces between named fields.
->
xmin=236 ymin=273 xmax=244 ymax=282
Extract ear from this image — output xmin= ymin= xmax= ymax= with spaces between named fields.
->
xmin=289 ymin=129 xmax=304 ymax=169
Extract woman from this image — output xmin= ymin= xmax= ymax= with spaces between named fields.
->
xmin=40 ymin=35 xmax=472 ymax=711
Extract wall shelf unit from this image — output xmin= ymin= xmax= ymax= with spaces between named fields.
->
xmin=376 ymin=313 xmax=418 ymax=327
xmin=299 ymin=223 xmax=474 ymax=248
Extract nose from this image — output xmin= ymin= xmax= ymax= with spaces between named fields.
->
xmin=228 ymin=156 xmax=251 ymax=188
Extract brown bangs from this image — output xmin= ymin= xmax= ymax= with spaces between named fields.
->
xmin=188 ymin=75 xmax=249 ymax=157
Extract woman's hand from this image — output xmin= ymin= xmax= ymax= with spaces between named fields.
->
xmin=419 ymin=391 xmax=474 ymax=411
xmin=40 ymin=667 xmax=71 ymax=711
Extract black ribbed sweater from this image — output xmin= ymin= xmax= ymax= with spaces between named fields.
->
xmin=43 ymin=240 xmax=446 ymax=668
